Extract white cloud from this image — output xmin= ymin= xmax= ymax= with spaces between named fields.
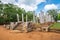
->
xmin=44 ymin=4 xmax=58 ymax=11
xmin=17 ymin=0 xmax=45 ymax=11
xmin=18 ymin=0 xmax=45 ymax=6
xmin=1 ymin=0 xmax=46 ymax=11
xmin=1 ymin=0 xmax=16 ymax=4
xmin=18 ymin=4 xmax=37 ymax=11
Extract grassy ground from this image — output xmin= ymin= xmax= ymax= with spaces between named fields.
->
xmin=50 ymin=22 xmax=60 ymax=30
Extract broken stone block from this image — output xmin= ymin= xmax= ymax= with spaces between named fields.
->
xmin=10 ymin=22 xmax=15 ymax=30
xmin=22 ymin=22 xmax=28 ymax=32
xmin=6 ymin=25 xmax=10 ymax=29
xmin=41 ymin=26 xmax=49 ymax=32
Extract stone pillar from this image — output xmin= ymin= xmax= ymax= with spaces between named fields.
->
xmin=51 ymin=17 xmax=54 ymax=22
xmin=39 ymin=11 xmax=45 ymax=24
xmin=45 ymin=13 xmax=48 ymax=22
xmin=48 ymin=15 xmax=51 ymax=22
xmin=17 ymin=14 xmax=19 ymax=22
xmin=33 ymin=13 xmax=35 ymax=23
xmin=45 ymin=13 xmax=52 ymax=23
xmin=22 ymin=13 xmax=24 ymax=22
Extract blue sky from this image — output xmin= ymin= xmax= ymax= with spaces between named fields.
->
xmin=1 ymin=0 xmax=60 ymax=13
xmin=36 ymin=0 xmax=60 ymax=13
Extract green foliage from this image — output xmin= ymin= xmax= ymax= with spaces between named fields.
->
xmin=57 ymin=13 xmax=60 ymax=20
xmin=47 ymin=9 xmax=58 ymax=22
xmin=0 ymin=3 xmax=33 ymax=24
xmin=0 ymin=16 xmax=5 ymax=24
xmin=26 ymin=11 xmax=33 ymax=21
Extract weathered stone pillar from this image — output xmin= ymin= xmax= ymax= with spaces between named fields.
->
xmin=17 ymin=14 xmax=19 ymax=22
xmin=39 ymin=11 xmax=45 ymax=24
xmin=51 ymin=17 xmax=54 ymax=22
xmin=33 ymin=13 xmax=36 ymax=23
xmin=48 ymin=15 xmax=51 ymax=22
xmin=45 ymin=13 xmax=51 ymax=23
xmin=22 ymin=13 xmax=24 ymax=22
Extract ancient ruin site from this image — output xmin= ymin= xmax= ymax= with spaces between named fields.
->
xmin=0 ymin=0 xmax=60 ymax=40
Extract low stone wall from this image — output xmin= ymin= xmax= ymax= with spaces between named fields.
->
xmin=3 ymin=22 xmax=54 ymax=32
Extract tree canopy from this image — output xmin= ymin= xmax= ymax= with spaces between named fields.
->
xmin=47 ymin=9 xmax=60 ymax=22
xmin=0 ymin=1 xmax=34 ymax=24
xmin=47 ymin=9 xmax=58 ymax=22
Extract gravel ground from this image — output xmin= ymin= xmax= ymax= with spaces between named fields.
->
xmin=0 ymin=25 xmax=60 ymax=40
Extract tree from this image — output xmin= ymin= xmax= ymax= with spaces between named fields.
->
xmin=26 ymin=11 xmax=33 ymax=21
xmin=0 ymin=3 xmax=34 ymax=24
xmin=0 ymin=1 xmax=3 ymax=16
xmin=17 ymin=8 xmax=26 ymax=21
xmin=47 ymin=9 xmax=58 ymax=22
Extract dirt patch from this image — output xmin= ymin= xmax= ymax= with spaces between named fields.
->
xmin=0 ymin=25 xmax=60 ymax=40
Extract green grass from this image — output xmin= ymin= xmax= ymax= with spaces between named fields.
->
xmin=50 ymin=22 xmax=60 ymax=30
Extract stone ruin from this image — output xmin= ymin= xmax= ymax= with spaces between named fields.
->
xmin=3 ymin=11 xmax=55 ymax=32
xmin=3 ymin=14 xmax=29 ymax=32
xmin=39 ymin=11 xmax=54 ymax=32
